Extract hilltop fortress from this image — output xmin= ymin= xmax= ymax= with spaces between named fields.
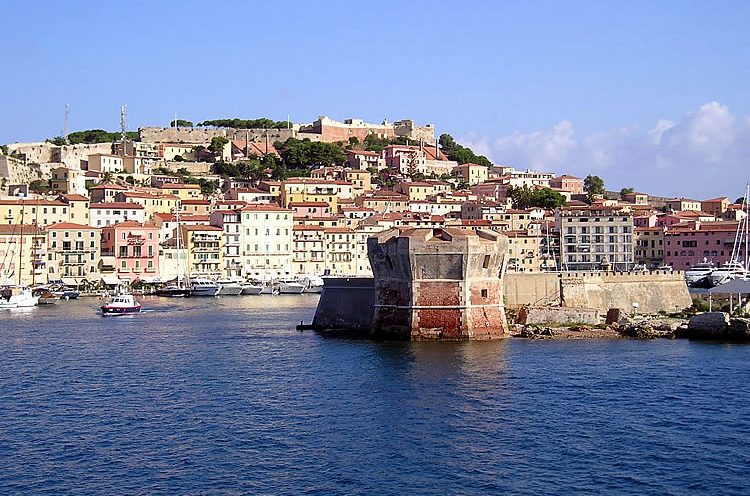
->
xmin=139 ymin=116 xmax=436 ymax=145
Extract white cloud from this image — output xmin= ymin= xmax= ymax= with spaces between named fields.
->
xmin=460 ymin=101 xmax=750 ymax=199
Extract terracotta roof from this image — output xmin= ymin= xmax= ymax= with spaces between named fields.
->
xmin=181 ymin=199 xmax=211 ymax=205
xmin=103 ymin=220 xmax=154 ymax=228
xmin=324 ymin=227 xmax=354 ymax=234
xmin=90 ymin=184 xmax=126 ymax=190
xmin=181 ymin=224 xmax=223 ymax=232
xmin=288 ymin=201 xmax=330 ymax=207
xmin=240 ymin=203 xmax=292 ymax=212
xmin=59 ymin=194 xmax=90 ymax=201
xmin=46 ymin=222 xmax=97 ymax=230
xmin=346 ymin=149 xmax=379 ymax=157
xmin=160 ymin=183 xmax=201 ymax=189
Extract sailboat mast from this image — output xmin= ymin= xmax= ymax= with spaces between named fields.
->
xmin=745 ymin=184 xmax=749 ymax=271
xmin=175 ymin=202 xmax=182 ymax=287
xmin=18 ymin=204 xmax=24 ymax=287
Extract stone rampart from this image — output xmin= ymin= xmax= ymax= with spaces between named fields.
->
xmin=139 ymin=126 xmax=317 ymax=144
xmin=518 ymin=306 xmax=599 ymax=325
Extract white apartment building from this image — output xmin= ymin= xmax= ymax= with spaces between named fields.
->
xmin=89 ymin=202 xmax=146 ymax=227
xmin=239 ymin=203 xmax=293 ymax=280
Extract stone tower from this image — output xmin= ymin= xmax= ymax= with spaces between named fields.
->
xmin=367 ymin=228 xmax=509 ymax=341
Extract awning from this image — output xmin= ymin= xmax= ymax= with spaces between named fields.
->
xmin=708 ymin=278 xmax=750 ymax=295
xmin=61 ymin=277 xmax=79 ymax=286
xmin=100 ymin=275 xmax=122 ymax=286
xmin=138 ymin=276 xmax=162 ymax=284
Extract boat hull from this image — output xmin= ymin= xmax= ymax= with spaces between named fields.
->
xmin=101 ymin=304 xmax=141 ymax=315
xmin=217 ymin=284 xmax=243 ymax=296
xmin=191 ymin=287 xmax=220 ymax=297
xmin=153 ymin=288 xmax=192 ymax=297
xmin=241 ymin=285 xmax=263 ymax=295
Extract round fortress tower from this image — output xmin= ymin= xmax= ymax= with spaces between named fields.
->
xmin=367 ymin=227 xmax=510 ymax=340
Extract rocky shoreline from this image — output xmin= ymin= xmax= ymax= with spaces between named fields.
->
xmin=511 ymin=313 xmax=750 ymax=342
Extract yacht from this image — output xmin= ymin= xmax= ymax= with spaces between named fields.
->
xmin=709 ymin=261 xmax=750 ymax=286
xmin=0 ymin=287 xmax=40 ymax=309
xmin=298 ymin=275 xmax=324 ymax=293
xmin=685 ymin=262 xmax=716 ymax=287
xmin=100 ymin=293 xmax=142 ymax=315
xmin=275 ymin=280 xmax=305 ymax=294
xmin=216 ymin=279 xmax=244 ymax=296
xmin=241 ymin=282 xmax=264 ymax=295
xmin=191 ymin=278 xmax=220 ymax=297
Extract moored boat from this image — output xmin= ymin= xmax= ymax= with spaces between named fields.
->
xmin=191 ymin=278 xmax=220 ymax=296
xmin=275 ymin=280 xmax=305 ymax=294
xmin=710 ymin=261 xmax=750 ymax=286
xmin=100 ymin=293 xmax=142 ymax=315
xmin=0 ymin=287 xmax=40 ymax=309
xmin=298 ymin=275 xmax=324 ymax=293
xmin=685 ymin=262 xmax=716 ymax=287
xmin=217 ymin=279 xmax=244 ymax=296
xmin=241 ymin=283 xmax=263 ymax=295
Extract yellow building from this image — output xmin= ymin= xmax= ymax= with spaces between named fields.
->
xmin=505 ymin=230 xmax=543 ymax=272
xmin=453 ymin=163 xmax=489 ymax=185
xmin=0 ymin=199 xmax=71 ymax=227
xmin=0 ymin=224 xmax=47 ymax=286
xmin=280 ymin=178 xmax=354 ymax=210
xmin=394 ymin=181 xmax=436 ymax=201
xmin=58 ymin=194 xmax=90 ymax=225
xmin=159 ymin=183 xmax=202 ymax=200
xmin=181 ymin=224 xmax=224 ymax=278
xmin=117 ymin=191 xmax=180 ymax=219
xmin=46 ymin=223 xmax=100 ymax=283
xmin=292 ymin=225 xmax=326 ymax=275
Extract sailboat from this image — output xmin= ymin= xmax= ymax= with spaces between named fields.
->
xmin=0 ymin=213 xmax=39 ymax=309
xmin=154 ymin=205 xmax=192 ymax=297
xmin=711 ymin=184 xmax=750 ymax=286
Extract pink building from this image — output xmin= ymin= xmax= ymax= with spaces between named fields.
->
xmin=664 ymin=221 xmax=744 ymax=269
xmin=550 ymin=175 xmax=584 ymax=194
xmin=101 ymin=221 xmax=160 ymax=282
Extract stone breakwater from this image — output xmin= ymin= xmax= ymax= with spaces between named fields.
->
xmin=512 ymin=313 xmax=750 ymax=342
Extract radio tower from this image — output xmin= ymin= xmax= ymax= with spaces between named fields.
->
xmin=119 ymin=104 xmax=128 ymax=155
xmin=63 ymin=104 xmax=70 ymax=145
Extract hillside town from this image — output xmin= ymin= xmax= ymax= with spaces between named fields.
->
xmin=0 ymin=115 xmax=747 ymax=290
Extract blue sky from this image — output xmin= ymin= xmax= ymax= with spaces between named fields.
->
xmin=1 ymin=0 xmax=749 ymax=197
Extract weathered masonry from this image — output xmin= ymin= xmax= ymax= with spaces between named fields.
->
xmin=367 ymin=228 xmax=509 ymax=340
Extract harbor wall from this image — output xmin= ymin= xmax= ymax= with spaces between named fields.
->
xmin=310 ymin=271 xmax=691 ymax=335
xmin=312 ymin=277 xmax=376 ymax=331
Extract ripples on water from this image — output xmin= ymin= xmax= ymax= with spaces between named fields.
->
xmin=1 ymin=296 xmax=748 ymax=495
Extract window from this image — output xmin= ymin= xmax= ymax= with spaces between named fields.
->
xmin=481 ymin=289 xmax=488 ymax=298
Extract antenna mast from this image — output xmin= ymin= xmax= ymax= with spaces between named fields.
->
xmin=63 ymin=104 xmax=70 ymax=145
xmin=119 ymin=105 xmax=128 ymax=155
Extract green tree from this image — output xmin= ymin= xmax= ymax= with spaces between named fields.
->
xmin=275 ymin=138 xmax=345 ymax=168
xmin=348 ymin=137 xmax=360 ymax=147
xmin=170 ymin=119 xmax=193 ymax=127
xmin=620 ymin=187 xmax=634 ymax=198
xmin=363 ymin=134 xmax=391 ymax=154
xmin=584 ymin=175 xmax=605 ymax=199
xmin=508 ymin=185 xmax=567 ymax=209
xmin=29 ymin=179 xmax=51 ymax=194
xmin=198 ymin=118 xmax=291 ymax=129
xmin=209 ymin=136 xmax=229 ymax=156
xmin=438 ymin=133 xmax=492 ymax=167
xmin=125 ymin=176 xmax=135 ymax=185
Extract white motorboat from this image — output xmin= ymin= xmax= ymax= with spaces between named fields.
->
xmin=685 ymin=262 xmax=716 ymax=287
xmin=298 ymin=275 xmax=324 ymax=293
xmin=100 ymin=293 xmax=141 ymax=315
xmin=191 ymin=278 xmax=220 ymax=297
xmin=241 ymin=283 xmax=263 ymax=295
xmin=216 ymin=279 xmax=244 ymax=296
xmin=710 ymin=261 xmax=750 ymax=286
xmin=0 ymin=287 xmax=40 ymax=309
xmin=275 ymin=280 xmax=305 ymax=294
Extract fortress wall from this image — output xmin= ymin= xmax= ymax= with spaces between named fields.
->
xmin=560 ymin=271 xmax=691 ymax=314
